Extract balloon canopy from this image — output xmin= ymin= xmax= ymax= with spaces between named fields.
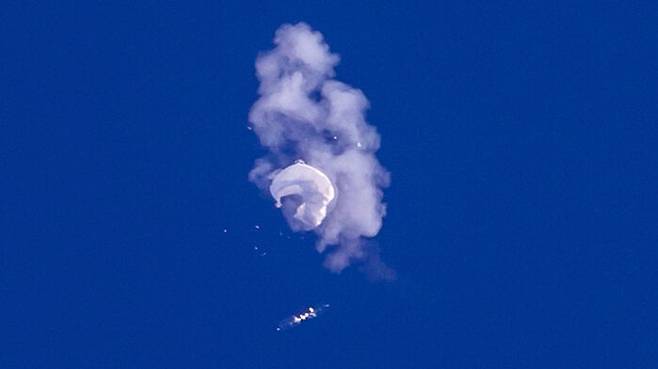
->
xmin=269 ymin=162 xmax=336 ymax=229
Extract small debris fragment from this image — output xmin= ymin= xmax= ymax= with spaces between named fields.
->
xmin=276 ymin=304 xmax=330 ymax=331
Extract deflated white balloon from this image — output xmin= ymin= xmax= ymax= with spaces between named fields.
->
xmin=269 ymin=162 xmax=336 ymax=229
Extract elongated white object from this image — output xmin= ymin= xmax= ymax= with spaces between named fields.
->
xmin=269 ymin=162 xmax=335 ymax=228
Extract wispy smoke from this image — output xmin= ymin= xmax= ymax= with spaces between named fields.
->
xmin=249 ymin=23 xmax=392 ymax=277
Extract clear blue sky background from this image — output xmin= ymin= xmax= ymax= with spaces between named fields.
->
xmin=3 ymin=1 xmax=658 ymax=368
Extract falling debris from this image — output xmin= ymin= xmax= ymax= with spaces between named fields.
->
xmin=276 ymin=304 xmax=331 ymax=331
xmin=223 ymin=229 xmax=228 ymax=233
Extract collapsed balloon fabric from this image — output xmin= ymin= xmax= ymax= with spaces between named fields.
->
xmin=269 ymin=162 xmax=336 ymax=229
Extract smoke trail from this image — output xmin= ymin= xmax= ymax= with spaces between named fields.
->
xmin=248 ymin=23 xmax=392 ymax=276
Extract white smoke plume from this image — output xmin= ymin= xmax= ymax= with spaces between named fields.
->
xmin=248 ymin=23 xmax=392 ymax=276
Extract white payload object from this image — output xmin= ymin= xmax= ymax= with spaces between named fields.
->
xmin=269 ymin=161 xmax=335 ymax=229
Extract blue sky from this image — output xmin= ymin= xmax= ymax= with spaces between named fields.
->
xmin=3 ymin=1 xmax=658 ymax=368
